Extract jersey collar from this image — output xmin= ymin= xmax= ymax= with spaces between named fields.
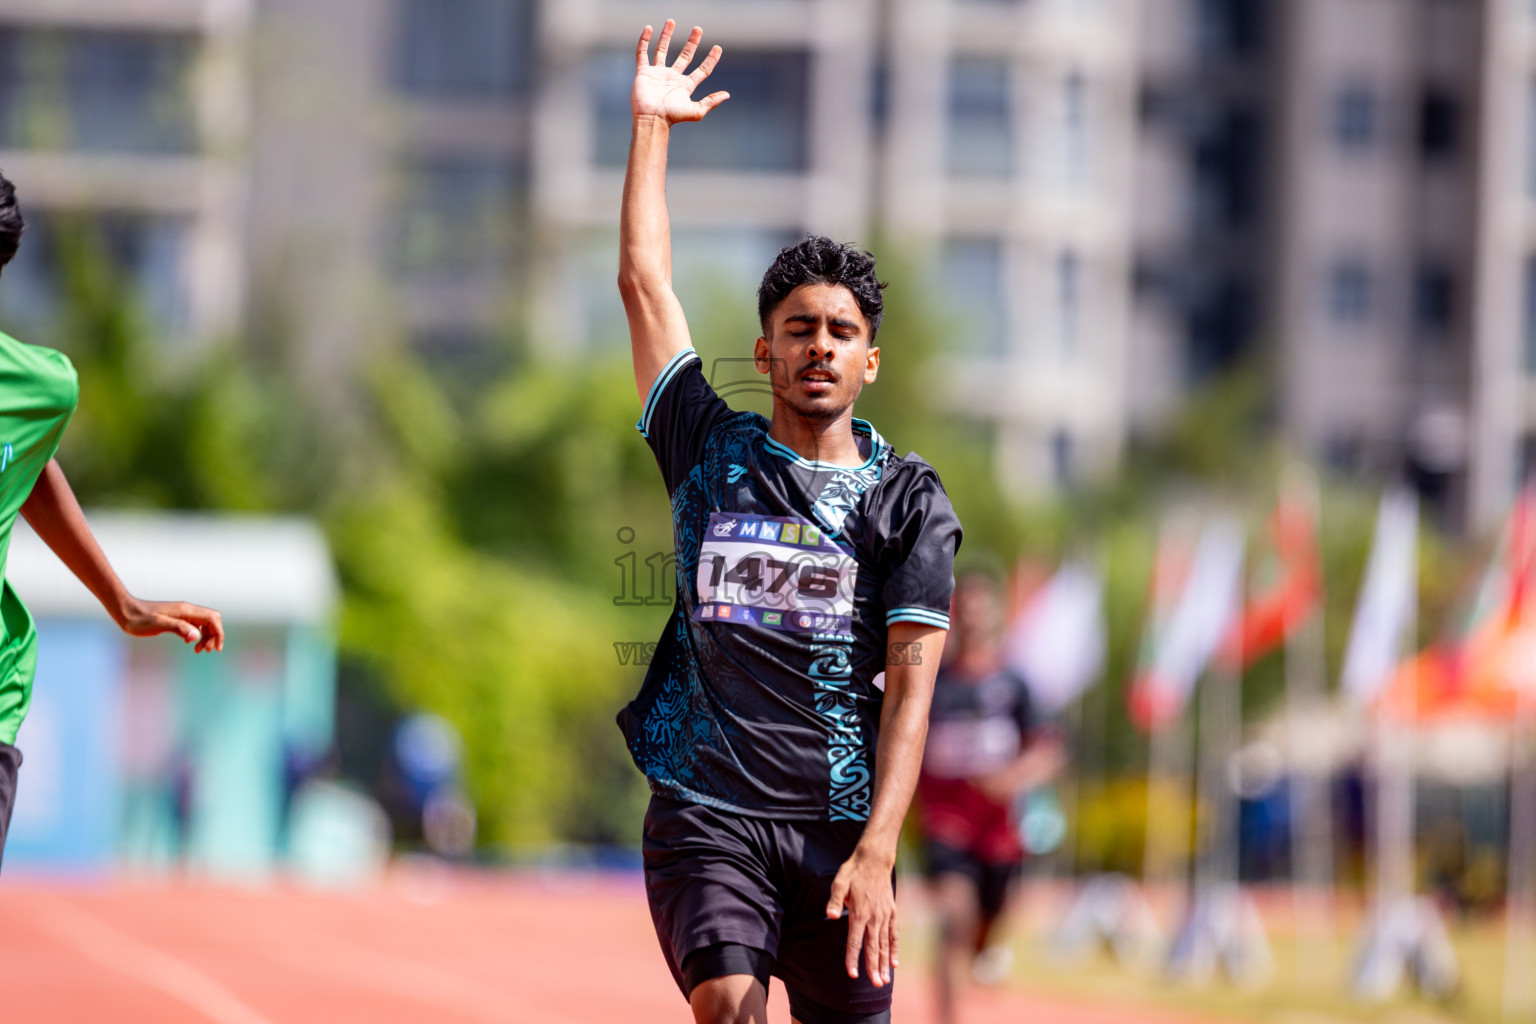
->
xmin=763 ymin=417 xmax=887 ymax=472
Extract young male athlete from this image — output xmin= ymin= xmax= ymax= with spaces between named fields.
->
xmin=916 ymin=569 xmax=1064 ymax=1024
xmin=0 ymin=171 xmax=224 ymax=865
xmin=617 ymin=20 xmax=963 ymax=1024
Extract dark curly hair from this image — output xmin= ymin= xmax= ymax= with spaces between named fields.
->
xmin=757 ymin=235 xmax=886 ymax=340
xmin=0 ymin=171 xmax=22 ymax=271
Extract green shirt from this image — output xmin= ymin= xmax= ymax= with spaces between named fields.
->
xmin=0 ymin=332 xmax=79 ymax=746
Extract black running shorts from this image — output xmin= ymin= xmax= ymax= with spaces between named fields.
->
xmin=0 ymin=741 xmax=21 ymax=871
xmin=924 ymin=838 xmax=1022 ymax=921
xmin=642 ymin=795 xmax=894 ymax=1024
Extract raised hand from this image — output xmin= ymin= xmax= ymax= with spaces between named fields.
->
xmin=632 ymin=20 xmax=728 ymax=124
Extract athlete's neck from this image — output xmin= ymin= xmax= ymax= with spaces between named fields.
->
xmin=767 ymin=404 xmax=866 ymax=467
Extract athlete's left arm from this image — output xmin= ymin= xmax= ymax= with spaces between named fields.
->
xmin=20 ymin=460 xmax=224 ymax=652
xmin=826 ymin=621 xmax=946 ymax=989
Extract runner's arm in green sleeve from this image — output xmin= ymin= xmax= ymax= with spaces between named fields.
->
xmin=825 ymin=622 xmax=947 ymax=989
xmin=20 ymin=459 xmax=224 ymax=653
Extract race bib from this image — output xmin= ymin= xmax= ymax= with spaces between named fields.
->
xmin=924 ymin=718 xmax=1023 ymax=779
xmin=694 ymin=512 xmax=858 ymax=635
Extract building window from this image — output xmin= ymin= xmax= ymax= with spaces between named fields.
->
xmin=394 ymin=0 xmax=531 ymax=99
xmin=1412 ymin=264 xmax=1454 ymax=336
xmin=947 ymin=58 xmax=1015 ymax=178
xmin=1332 ymin=82 xmax=1378 ymax=153
xmin=1192 ymin=109 xmax=1261 ymax=233
xmin=592 ymin=49 xmax=809 ymax=172
xmin=1051 ymin=429 xmax=1074 ymax=485
xmin=1327 ymin=260 xmax=1372 ymax=329
xmin=1419 ymin=89 xmax=1458 ymax=163
xmin=1528 ymin=80 xmax=1536 ymax=199
xmin=1185 ymin=278 xmax=1254 ymax=380
xmin=393 ymin=157 xmax=524 ymax=282
xmin=1525 ymin=257 xmax=1536 ymax=372
xmin=1062 ymin=72 xmax=1090 ymax=184
xmin=0 ymin=211 xmax=188 ymax=336
xmin=1195 ymin=0 xmax=1265 ymax=64
xmin=1057 ymin=250 xmax=1081 ymax=354
xmin=941 ymin=238 xmax=1009 ymax=354
xmin=0 ymin=29 xmax=197 ymax=153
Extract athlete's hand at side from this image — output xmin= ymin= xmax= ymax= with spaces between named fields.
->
xmin=632 ymin=21 xmax=729 ymax=125
xmin=827 ymin=843 xmax=898 ymax=987
xmin=20 ymin=460 xmax=224 ymax=654
xmin=117 ymin=598 xmax=224 ymax=653
xmin=826 ymin=621 xmax=948 ymax=988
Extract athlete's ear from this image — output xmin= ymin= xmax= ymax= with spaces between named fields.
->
xmin=754 ymin=335 xmax=771 ymax=374
xmin=864 ymin=344 xmax=880 ymax=384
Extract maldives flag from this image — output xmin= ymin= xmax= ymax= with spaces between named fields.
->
xmin=1128 ymin=515 xmax=1246 ymax=731
xmin=1218 ymin=471 xmax=1322 ymax=668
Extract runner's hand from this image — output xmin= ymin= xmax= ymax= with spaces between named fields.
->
xmin=826 ymin=845 xmax=897 ymax=987
xmin=632 ymin=21 xmax=729 ymax=124
xmin=118 ymin=598 xmax=225 ymax=653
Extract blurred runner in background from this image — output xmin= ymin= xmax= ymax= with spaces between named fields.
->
xmin=0 ymin=170 xmax=224 ymax=868
xmin=917 ymin=566 xmax=1065 ymax=1024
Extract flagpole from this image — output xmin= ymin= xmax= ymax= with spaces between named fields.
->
xmin=1282 ymin=464 xmax=1334 ymax=987
xmin=1350 ymin=487 xmax=1445 ymax=1001
xmin=1502 ymin=486 xmax=1536 ymax=1020
xmin=1503 ymin=692 xmax=1535 ymax=1020
xmin=1145 ymin=696 xmax=1194 ymax=918
xmin=1164 ymin=520 xmax=1263 ymax=985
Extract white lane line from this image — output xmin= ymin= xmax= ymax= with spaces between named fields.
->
xmin=41 ymin=900 xmax=277 ymax=1024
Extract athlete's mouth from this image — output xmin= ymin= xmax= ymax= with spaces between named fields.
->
xmin=798 ymin=366 xmax=838 ymax=393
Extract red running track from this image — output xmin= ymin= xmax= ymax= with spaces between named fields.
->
xmin=0 ymin=869 xmax=1227 ymax=1024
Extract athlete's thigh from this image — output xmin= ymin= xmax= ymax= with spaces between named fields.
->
xmin=643 ymin=796 xmax=784 ymax=995
xmin=772 ymin=820 xmax=893 ymax=1023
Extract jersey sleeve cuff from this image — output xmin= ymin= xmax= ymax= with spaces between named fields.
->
xmin=636 ymin=348 xmax=700 ymax=439
xmin=886 ymin=607 xmax=951 ymax=630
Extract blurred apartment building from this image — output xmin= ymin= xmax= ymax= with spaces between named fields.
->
xmin=0 ymin=0 xmax=1533 ymax=528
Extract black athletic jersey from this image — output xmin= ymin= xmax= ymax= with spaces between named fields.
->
xmin=619 ymin=348 xmax=962 ymax=822
xmin=922 ymin=666 xmax=1036 ymax=781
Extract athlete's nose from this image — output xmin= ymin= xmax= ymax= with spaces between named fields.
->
xmin=806 ymin=329 xmax=834 ymax=360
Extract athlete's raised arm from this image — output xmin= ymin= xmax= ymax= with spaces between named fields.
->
xmin=826 ymin=622 xmax=947 ymax=989
xmin=21 ymin=460 xmax=224 ymax=652
xmin=618 ymin=20 xmax=729 ymax=401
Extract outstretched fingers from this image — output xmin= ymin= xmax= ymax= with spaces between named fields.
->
xmin=653 ymin=18 xmax=676 ymax=66
xmin=635 ymin=25 xmax=653 ymax=70
xmin=689 ymin=44 xmax=723 ymax=86
xmin=672 ymin=26 xmax=703 ymax=70
xmin=696 ymin=91 xmax=730 ymax=117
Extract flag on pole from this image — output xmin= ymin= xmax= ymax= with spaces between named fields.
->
xmin=1004 ymin=560 xmax=1105 ymax=714
xmin=1341 ymin=488 xmax=1419 ymax=707
xmin=1219 ymin=489 xmax=1322 ymax=668
xmin=1375 ymin=483 xmax=1536 ymax=720
xmin=1128 ymin=516 xmax=1246 ymax=730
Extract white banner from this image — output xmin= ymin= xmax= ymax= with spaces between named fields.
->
xmin=1004 ymin=561 xmax=1105 ymax=714
xmin=1342 ymin=488 xmax=1419 ymax=705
